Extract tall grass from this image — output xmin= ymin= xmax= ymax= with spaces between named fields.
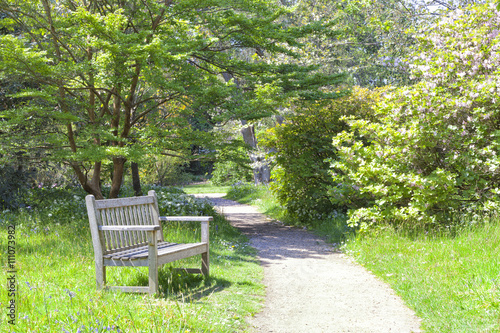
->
xmin=0 ymin=186 xmax=263 ymax=332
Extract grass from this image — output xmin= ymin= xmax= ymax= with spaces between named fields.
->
xmin=0 ymin=186 xmax=264 ymax=332
xmin=225 ymin=184 xmax=285 ymax=223
xmin=182 ymin=183 xmax=231 ymax=195
xmin=225 ymin=182 xmax=500 ymax=332
xmin=343 ymin=224 xmax=500 ymax=332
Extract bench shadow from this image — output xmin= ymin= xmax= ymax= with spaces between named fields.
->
xmin=159 ymin=275 xmax=233 ymax=302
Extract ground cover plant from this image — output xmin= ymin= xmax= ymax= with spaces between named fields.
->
xmin=0 ymin=185 xmax=263 ymax=332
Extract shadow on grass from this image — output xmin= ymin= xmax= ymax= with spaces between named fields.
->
xmin=130 ymin=266 xmax=234 ymax=301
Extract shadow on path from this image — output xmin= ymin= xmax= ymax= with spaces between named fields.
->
xmin=194 ymin=193 xmax=422 ymax=333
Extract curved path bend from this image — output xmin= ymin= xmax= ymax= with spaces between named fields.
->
xmin=194 ymin=193 xmax=422 ymax=333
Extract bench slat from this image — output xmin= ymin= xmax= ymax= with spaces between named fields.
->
xmin=103 ymin=243 xmax=208 ymax=267
xmin=94 ymin=196 xmax=155 ymax=209
xmin=99 ymin=225 xmax=161 ymax=231
xmin=160 ymin=216 xmax=213 ymax=222
xmin=103 ymin=242 xmax=206 ymax=260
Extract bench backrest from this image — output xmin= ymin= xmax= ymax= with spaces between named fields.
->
xmin=86 ymin=190 xmax=163 ymax=255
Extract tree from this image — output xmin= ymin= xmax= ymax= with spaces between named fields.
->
xmin=0 ymin=0 xmax=343 ymax=199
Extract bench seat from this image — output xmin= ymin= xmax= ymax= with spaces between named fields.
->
xmin=102 ymin=242 xmax=208 ymax=266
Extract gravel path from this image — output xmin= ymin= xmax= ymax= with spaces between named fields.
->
xmin=194 ymin=194 xmax=422 ymax=333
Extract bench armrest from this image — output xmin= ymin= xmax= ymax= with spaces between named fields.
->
xmin=98 ymin=225 xmax=161 ymax=231
xmin=160 ymin=216 xmax=211 ymax=244
xmin=159 ymin=216 xmax=213 ymax=222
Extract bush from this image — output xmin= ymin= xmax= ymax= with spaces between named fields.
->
xmin=262 ymin=87 xmax=386 ymax=224
xmin=0 ymin=164 xmax=31 ymax=210
xmin=139 ymin=155 xmax=190 ymax=186
xmin=332 ymin=3 xmax=500 ymax=230
xmin=211 ymin=146 xmax=253 ymax=186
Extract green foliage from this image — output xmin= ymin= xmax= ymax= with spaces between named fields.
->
xmin=332 ymin=2 xmax=500 ymax=230
xmin=0 ymin=164 xmax=30 ymax=210
xmin=154 ymin=187 xmax=217 ymax=217
xmin=211 ymin=146 xmax=253 ymax=186
xmin=139 ymin=155 xmax=190 ymax=186
xmin=263 ymin=87 xmax=386 ymax=225
xmin=0 ymin=0 xmax=345 ymax=199
xmin=211 ymin=160 xmax=253 ymax=186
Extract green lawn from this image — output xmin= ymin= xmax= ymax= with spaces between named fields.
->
xmin=0 ymin=186 xmax=264 ymax=332
xmin=182 ymin=183 xmax=231 ymax=195
xmin=344 ymin=225 xmax=500 ymax=332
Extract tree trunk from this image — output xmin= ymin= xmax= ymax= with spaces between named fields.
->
xmin=109 ymin=157 xmax=126 ymax=198
xmin=131 ymin=162 xmax=143 ymax=196
xmin=71 ymin=161 xmax=104 ymax=199
xmin=240 ymin=124 xmax=271 ymax=185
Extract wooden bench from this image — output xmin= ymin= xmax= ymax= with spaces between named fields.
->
xmin=85 ymin=190 xmax=212 ymax=295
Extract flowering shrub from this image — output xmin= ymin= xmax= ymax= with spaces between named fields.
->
xmin=262 ymin=87 xmax=386 ymax=224
xmin=0 ymin=185 xmax=215 ymax=228
xmin=154 ymin=188 xmax=216 ymax=217
xmin=332 ymin=2 xmax=500 ymax=230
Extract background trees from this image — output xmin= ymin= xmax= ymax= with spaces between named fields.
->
xmin=0 ymin=0 xmax=342 ymax=199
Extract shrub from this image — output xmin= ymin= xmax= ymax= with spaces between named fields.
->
xmin=139 ymin=155 xmax=190 ymax=186
xmin=0 ymin=164 xmax=31 ymax=210
xmin=332 ymin=2 xmax=500 ymax=230
xmin=211 ymin=146 xmax=253 ymax=186
xmin=262 ymin=87 xmax=386 ymax=224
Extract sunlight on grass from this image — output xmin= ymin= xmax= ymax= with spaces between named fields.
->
xmin=0 ymin=186 xmax=264 ymax=332
xmin=182 ymin=183 xmax=231 ymax=195
xmin=343 ymin=223 xmax=500 ymax=332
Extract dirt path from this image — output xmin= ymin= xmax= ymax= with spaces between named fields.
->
xmin=194 ymin=194 xmax=422 ymax=333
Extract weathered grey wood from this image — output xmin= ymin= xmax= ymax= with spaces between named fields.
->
xmin=99 ymin=225 xmax=161 ymax=231
xmin=85 ymin=190 xmax=211 ymax=295
xmin=86 ymin=195 xmax=106 ymax=289
xmin=147 ymin=230 xmax=159 ymax=295
xmin=201 ymin=220 xmax=210 ymax=276
xmin=107 ymin=286 xmax=150 ymax=293
xmin=160 ymin=216 xmax=213 ymax=222
xmin=94 ymin=196 xmax=155 ymax=208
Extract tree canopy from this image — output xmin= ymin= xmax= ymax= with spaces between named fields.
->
xmin=0 ymin=0 xmax=344 ymax=198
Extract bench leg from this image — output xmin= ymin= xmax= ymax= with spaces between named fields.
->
xmin=147 ymin=232 xmax=159 ymax=295
xmin=96 ymin=263 xmax=106 ymax=290
xmin=148 ymin=261 xmax=158 ymax=295
xmin=202 ymin=251 xmax=209 ymax=276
